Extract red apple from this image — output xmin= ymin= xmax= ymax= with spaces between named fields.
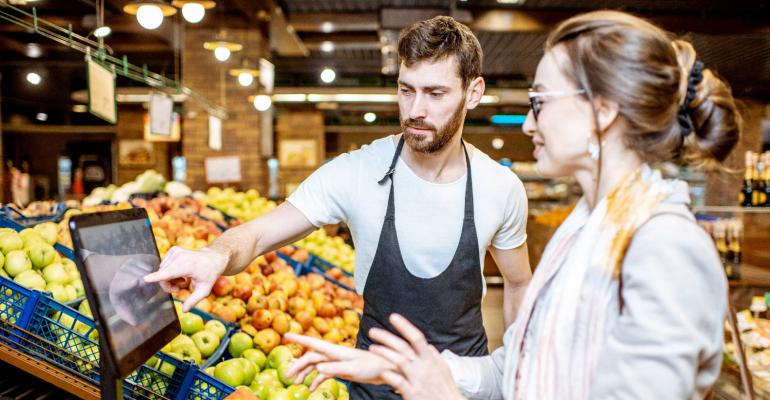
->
xmin=251 ymin=309 xmax=273 ymax=330
xmin=212 ymin=276 xmax=234 ymax=297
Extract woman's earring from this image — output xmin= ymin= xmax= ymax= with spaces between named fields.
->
xmin=588 ymin=142 xmax=600 ymax=160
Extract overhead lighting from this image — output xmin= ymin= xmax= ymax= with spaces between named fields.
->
xmin=123 ymin=1 xmax=177 ymax=30
xmin=204 ymin=40 xmax=243 ymax=62
xmin=229 ymin=60 xmax=259 ymax=87
xmin=308 ymin=94 xmax=398 ymax=103
xmin=173 ymin=0 xmax=215 ymax=24
xmin=26 ymin=72 xmax=41 ymax=85
xmin=320 ymin=21 xmax=334 ymax=33
xmin=272 ymin=94 xmax=307 ymax=102
xmin=492 ymin=138 xmax=505 ymax=150
xmin=36 ymin=112 xmax=48 ymax=122
xmin=25 ymin=43 xmax=42 ymax=58
xmin=490 ymin=114 xmax=527 ymax=125
xmin=94 ymin=26 xmax=112 ymax=38
xmin=497 ymin=0 xmax=523 ymax=3
xmin=320 ymin=68 xmax=336 ymax=84
xmin=320 ymin=41 xmax=334 ymax=53
xmin=480 ymin=95 xmax=500 ymax=104
xmin=72 ymin=104 xmax=88 ymax=113
xmin=253 ymin=95 xmax=272 ymax=111
xmin=364 ymin=112 xmax=376 ymax=123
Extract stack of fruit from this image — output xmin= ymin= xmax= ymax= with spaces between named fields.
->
xmin=177 ymin=197 xmax=240 ymax=228
xmin=294 ymin=230 xmax=355 ymax=275
xmin=175 ymin=249 xmax=362 ymax=353
xmin=157 ymin=303 xmax=230 ymax=366
xmin=208 ymin=340 xmax=349 ymax=400
xmin=202 ymin=188 xmax=277 ymax=222
xmin=56 ymin=204 xmax=134 ymax=248
xmin=0 ymin=224 xmax=84 ymax=302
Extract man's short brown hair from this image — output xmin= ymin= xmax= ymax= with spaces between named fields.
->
xmin=398 ymin=16 xmax=483 ymax=89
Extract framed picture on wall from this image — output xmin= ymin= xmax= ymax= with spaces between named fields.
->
xmin=278 ymin=139 xmax=319 ymax=168
xmin=118 ymin=140 xmax=155 ymax=166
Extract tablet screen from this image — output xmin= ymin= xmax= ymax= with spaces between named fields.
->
xmin=75 ymin=216 xmax=177 ymax=369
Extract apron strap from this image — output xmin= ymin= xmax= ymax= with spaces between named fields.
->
xmin=378 ymin=136 xmax=406 ymax=185
xmin=460 ymin=139 xmax=474 ymax=221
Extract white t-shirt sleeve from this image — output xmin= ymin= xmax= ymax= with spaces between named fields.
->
xmin=287 ymin=153 xmax=356 ymax=227
xmin=491 ymin=175 xmax=528 ymax=250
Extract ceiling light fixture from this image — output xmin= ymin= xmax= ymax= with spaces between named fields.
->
xmin=172 ymin=0 xmax=215 ymax=24
xmin=204 ymin=40 xmax=243 ymax=62
xmin=25 ymin=43 xmax=42 ymax=58
xmin=229 ymin=61 xmax=259 ymax=87
xmin=253 ymin=95 xmax=272 ymax=111
xmin=123 ymin=1 xmax=177 ymax=30
xmin=364 ymin=112 xmax=376 ymax=123
xmin=26 ymin=72 xmax=41 ymax=85
xmin=320 ymin=41 xmax=334 ymax=53
xmin=94 ymin=26 xmax=112 ymax=38
xmin=320 ymin=68 xmax=336 ymax=84
xmin=320 ymin=21 xmax=334 ymax=33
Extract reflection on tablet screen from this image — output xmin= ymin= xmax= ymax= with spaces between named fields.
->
xmin=77 ymin=219 xmax=177 ymax=362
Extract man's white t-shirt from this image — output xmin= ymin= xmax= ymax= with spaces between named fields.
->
xmin=287 ymin=135 xmax=528 ymax=294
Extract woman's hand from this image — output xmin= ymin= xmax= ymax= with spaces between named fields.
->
xmin=368 ymin=314 xmax=465 ymax=400
xmin=285 ymin=333 xmax=396 ymax=389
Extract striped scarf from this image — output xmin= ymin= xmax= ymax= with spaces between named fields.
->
xmin=504 ymin=165 xmax=674 ymax=399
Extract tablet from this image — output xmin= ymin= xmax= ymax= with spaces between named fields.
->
xmin=69 ymin=208 xmax=180 ymax=378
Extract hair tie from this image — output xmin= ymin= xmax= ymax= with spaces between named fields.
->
xmin=678 ymin=60 xmax=704 ymax=137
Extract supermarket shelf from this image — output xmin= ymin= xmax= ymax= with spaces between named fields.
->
xmin=728 ymin=264 xmax=770 ymax=288
xmin=694 ymin=206 xmax=770 ymax=214
xmin=0 ymin=340 xmax=99 ymax=400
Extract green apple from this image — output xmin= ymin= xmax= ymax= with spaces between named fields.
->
xmin=27 ymin=242 xmax=56 ymax=269
xmin=302 ymin=370 xmax=318 ymax=387
xmin=145 ymin=355 xmax=160 ymax=369
xmin=269 ymin=388 xmax=291 ymax=400
xmin=64 ymin=285 xmax=78 ymax=302
xmin=236 ymin=357 xmax=257 ymax=386
xmin=33 ymin=222 xmax=58 ymax=245
xmin=0 ymin=267 xmax=9 ymax=280
xmin=43 ymin=263 xmax=70 ymax=285
xmin=179 ymin=312 xmax=204 ymax=335
xmin=307 ymin=389 xmax=334 ymax=400
xmin=204 ymin=319 xmax=227 ymax=339
xmin=159 ymin=359 xmax=176 ymax=376
xmin=203 ymin=366 xmax=215 ymax=376
xmin=268 ymin=345 xmax=295 ymax=370
xmin=277 ymin=364 xmax=297 ymax=387
xmin=14 ymin=270 xmax=45 ymax=291
xmin=255 ymin=380 xmax=283 ymax=400
xmin=71 ymin=279 xmax=85 ymax=297
xmin=78 ymin=299 xmax=93 ymax=318
xmin=214 ymin=359 xmax=245 ymax=387
xmin=242 ymin=348 xmax=267 ymax=372
xmin=287 ymin=385 xmax=311 ymax=400
xmin=0 ymin=232 xmax=24 ymax=255
xmin=190 ymin=330 xmax=220 ymax=358
xmin=4 ymin=250 xmax=31 ymax=277
xmin=316 ymin=380 xmax=340 ymax=399
xmin=170 ymin=335 xmax=202 ymax=365
xmin=46 ymin=282 xmax=68 ymax=302
xmin=228 ymin=332 xmax=254 ymax=358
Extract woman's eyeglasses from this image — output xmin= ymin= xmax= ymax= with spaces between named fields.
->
xmin=528 ymin=89 xmax=586 ymax=121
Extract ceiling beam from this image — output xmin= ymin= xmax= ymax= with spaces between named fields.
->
xmin=288 ymin=13 xmax=379 ymax=32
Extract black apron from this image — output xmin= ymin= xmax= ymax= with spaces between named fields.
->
xmin=350 ymin=137 xmax=488 ymax=399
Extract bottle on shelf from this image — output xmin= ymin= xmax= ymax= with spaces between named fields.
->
xmin=713 ymin=220 xmax=728 ymax=266
xmin=763 ymin=152 xmax=770 ymax=207
xmin=741 ymin=151 xmax=754 ymax=207
xmin=726 ymin=219 xmax=742 ymax=280
xmin=753 ymin=152 xmax=765 ymax=207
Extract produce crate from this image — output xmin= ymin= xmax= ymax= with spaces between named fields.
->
xmin=176 ymin=365 xmax=235 ymax=400
xmin=0 ymin=205 xmax=64 ymax=226
xmin=0 ymin=215 xmax=76 ymax=262
xmin=276 ymin=253 xmax=356 ymax=293
xmin=307 ymin=254 xmax=353 ymax=278
xmin=0 ymin=276 xmax=43 ymax=347
xmin=204 ymin=204 xmax=239 ymax=225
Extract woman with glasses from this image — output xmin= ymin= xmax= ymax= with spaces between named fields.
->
xmin=287 ymin=10 xmax=741 ymax=399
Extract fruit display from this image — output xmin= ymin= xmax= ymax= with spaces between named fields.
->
xmin=3 ymin=200 xmax=79 ymax=218
xmin=147 ymin=302 xmax=231 ymax=367
xmin=207 ymin=344 xmax=349 ymax=400
xmin=174 ymin=248 xmax=362 ymax=354
xmin=200 ymin=187 xmax=277 ymax=222
xmin=293 ymin=230 xmax=354 ymax=275
xmin=82 ymin=170 xmax=192 ymax=206
xmin=56 ymin=203 xmax=134 ymax=248
xmin=0 ymin=224 xmax=84 ymax=302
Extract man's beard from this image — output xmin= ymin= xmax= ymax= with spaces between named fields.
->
xmin=401 ymin=99 xmax=466 ymax=154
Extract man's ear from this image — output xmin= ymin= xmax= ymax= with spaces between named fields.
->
xmin=465 ymin=77 xmax=485 ymax=110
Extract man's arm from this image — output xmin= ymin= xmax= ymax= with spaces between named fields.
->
xmin=489 ymin=244 xmax=531 ymax=328
xmin=208 ymin=201 xmax=317 ymax=275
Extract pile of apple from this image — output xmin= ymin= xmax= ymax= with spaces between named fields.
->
xmin=155 ymin=303 xmax=230 ymax=366
xmin=57 ymin=203 xmax=134 ymax=248
xmin=52 ymin=300 xmax=100 ymax=375
xmin=294 ymin=230 xmax=355 ymax=276
xmin=201 ymin=187 xmax=277 ymax=222
xmin=0 ymin=223 xmax=85 ymax=303
xmin=206 ymin=339 xmax=349 ymax=400
xmin=175 ymin=249 xmax=362 ymax=354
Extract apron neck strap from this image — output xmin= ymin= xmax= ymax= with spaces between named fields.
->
xmin=378 ymin=136 xmax=406 ymax=185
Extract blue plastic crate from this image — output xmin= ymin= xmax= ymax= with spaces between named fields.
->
xmin=276 ymin=253 xmax=356 ymax=293
xmin=177 ymin=365 xmax=235 ymax=400
xmin=307 ymin=254 xmax=354 ymax=278
xmin=0 ymin=276 xmax=43 ymax=346
xmin=124 ymin=351 xmax=192 ymax=400
xmin=0 ymin=206 xmax=62 ymax=227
